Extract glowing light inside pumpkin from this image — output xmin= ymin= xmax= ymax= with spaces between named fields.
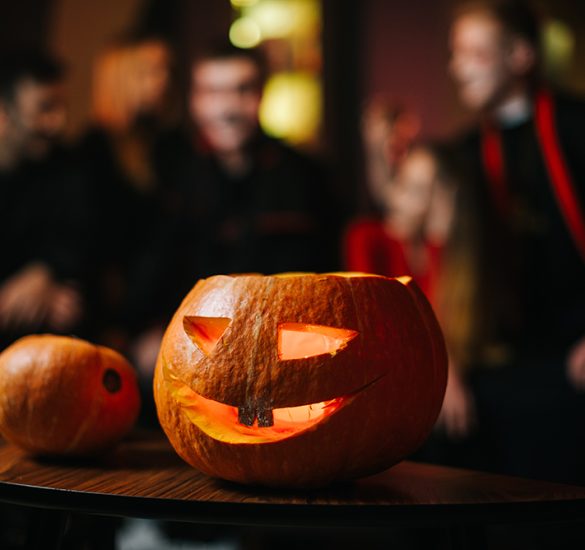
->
xmin=163 ymin=362 xmax=349 ymax=444
xmin=272 ymin=272 xmax=400 ymax=279
xmin=324 ymin=272 xmax=383 ymax=278
xmin=278 ymin=323 xmax=358 ymax=360
xmin=183 ymin=316 xmax=231 ymax=355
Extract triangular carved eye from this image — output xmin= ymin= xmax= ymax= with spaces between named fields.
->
xmin=183 ymin=316 xmax=231 ymax=355
xmin=278 ymin=323 xmax=358 ymax=360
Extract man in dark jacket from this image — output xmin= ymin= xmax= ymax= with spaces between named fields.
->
xmin=130 ymin=43 xmax=340 ymax=420
xmin=437 ymin=0 xmax=585 ymax=484
xmin=156 ymin=43 xmax=339 ymax=303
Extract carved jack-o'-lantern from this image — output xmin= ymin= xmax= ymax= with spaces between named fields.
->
xmin=154 ymin=273 xmax=447 ymax=488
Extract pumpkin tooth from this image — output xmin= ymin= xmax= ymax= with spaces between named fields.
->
xmin=237 ymin=405 xmax=275 ymax=427
xmin=257 ymin=408 xmax=274 ymax=427
xmin=238 ymin=406 xmax=255 ymax=427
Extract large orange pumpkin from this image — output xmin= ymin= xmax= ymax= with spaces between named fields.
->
xmin=154 ymin=273 xmax=447 ymax=487
xmin=0 ymin=335 xmax=140 ymax=456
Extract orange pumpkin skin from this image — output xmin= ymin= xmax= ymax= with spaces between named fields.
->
xmin=0 ymin=335 xmax=140 ymax=456
xmin=154 ymin=274 xmax=447 ymax=488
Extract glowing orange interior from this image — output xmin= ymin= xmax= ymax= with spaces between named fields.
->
xmin=177 ymin=313 xmax=364 ymax=443
xmin=183 ymin=316 xmax=231 ymax=355
xmin=163 ymin=361 xmax=349 ymax=444
xmin=278 ymin=323 xmax=358 ymax=360
xmin=273 ymin=272 xmax=384 ymax=278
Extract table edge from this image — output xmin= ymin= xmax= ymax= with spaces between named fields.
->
xmin=1 ymin=480 xmax=584 ymax=528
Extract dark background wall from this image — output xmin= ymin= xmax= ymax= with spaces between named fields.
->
xmin=362 ymin=0 xmax=468 ymax=139
xmin=0 ymin=0 xmax=53 ymax=51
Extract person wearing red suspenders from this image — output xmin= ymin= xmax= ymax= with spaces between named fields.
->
xmin=436 ymin=0 xmax=585 ymax=485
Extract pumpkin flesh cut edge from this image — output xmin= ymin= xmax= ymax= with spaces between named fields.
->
xmin=161 ymin=359 xmax=374 ymax=444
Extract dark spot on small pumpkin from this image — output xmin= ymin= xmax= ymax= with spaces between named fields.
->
xmin=103 ymin=369 xmax=121 ymax=393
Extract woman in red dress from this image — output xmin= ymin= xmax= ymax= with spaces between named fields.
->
xmin=345 ymin=144 xmax=455 ymax=306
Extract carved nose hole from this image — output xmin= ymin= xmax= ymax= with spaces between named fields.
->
xmin=103 ymin=369 xmax=121 ymax=393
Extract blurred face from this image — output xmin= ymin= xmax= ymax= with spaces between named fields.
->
xmin=7 ymin=78 xmax=66 ymax=160
xmin=449 ymin=12 xmax=515 ymax=111
xmin=385 ymin=148 xmax=436 ymax=238
xmin=190 ymin=57 xmax=262 ymax=154
xmin=130 ymin=41 xmax=170 ymax=115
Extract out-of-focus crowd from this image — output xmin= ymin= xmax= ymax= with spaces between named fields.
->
xmin=0 ymin=0 xmax=584 ymax=487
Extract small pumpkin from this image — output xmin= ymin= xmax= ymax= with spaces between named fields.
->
xmin=154 ymin=273 xmax=447 ymax=488
xmin=0 ymin=334 xmax=140 ymax=456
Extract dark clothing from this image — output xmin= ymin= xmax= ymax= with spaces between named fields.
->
xmin=0 ymin=147 xmax=88 ymax=282
xmin=426 ymin=91 xmax=585 ymax=485
xmin=0 ymin=146 xmax=90 ymax=348
xmin=455 ymin=94 xmax=585 ymax=360
xmin=152 ymin=131 xmax=341 ymax=316
xmin=79 ymin=125 xmax=166 ymax=265
xmin=77 ymin=125 xmax=172 ymax=338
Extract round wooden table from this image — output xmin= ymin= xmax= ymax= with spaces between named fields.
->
xmin=0 ymin=430 xmax=584 ymax=548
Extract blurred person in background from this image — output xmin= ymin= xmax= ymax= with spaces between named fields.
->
xmin=79 ymin=35 xmax=177 ymax=352
xmin=345 ymin=137 xmax=456 ymax=306
xmin=346 ymin=98 xmax=456 ymax=306
xmin=0 ymin=52 xmax=86 ymax=349
xmin=128 ymin=42 xmax=341 ymax=413
xmin=155 ymin=41 xmax=339 ymax=294
xmin=168 ymin=42 xmax=337 ymax=275
xmin=439 ymin=0 xmax=585 ymax=484
xmin=360 ymin=97 xmax=420 ymax=213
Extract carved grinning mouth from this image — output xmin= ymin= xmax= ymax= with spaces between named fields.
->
xmin=162 ymin=360 xmax=380 ymax=444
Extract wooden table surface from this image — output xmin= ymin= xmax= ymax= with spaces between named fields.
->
xmin=0 ymin=430 xmax=584 ymax=528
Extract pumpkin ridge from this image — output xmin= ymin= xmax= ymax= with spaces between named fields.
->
xmin=400 ymin=279 xmax=448 ymax=443
xmin=242 ymin=276 xmax=276 ymax=420
xmin=64 ymin=346 xmax=103 ymax=452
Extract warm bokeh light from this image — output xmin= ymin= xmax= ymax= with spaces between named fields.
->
xmin=259 ymin=72 xmax=321 ymax=145
xmin=229 ymin=0 xmax=322 ymax=146
xmin=543 ymin=19 xmax=575 ymax=79
xmin=230 ymin=0 xmax=259 ymax=7
xmin=229 ymin=17 xmax=262 ymax=49
xmin=242 ymin=0 xmax=319 ymax=39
